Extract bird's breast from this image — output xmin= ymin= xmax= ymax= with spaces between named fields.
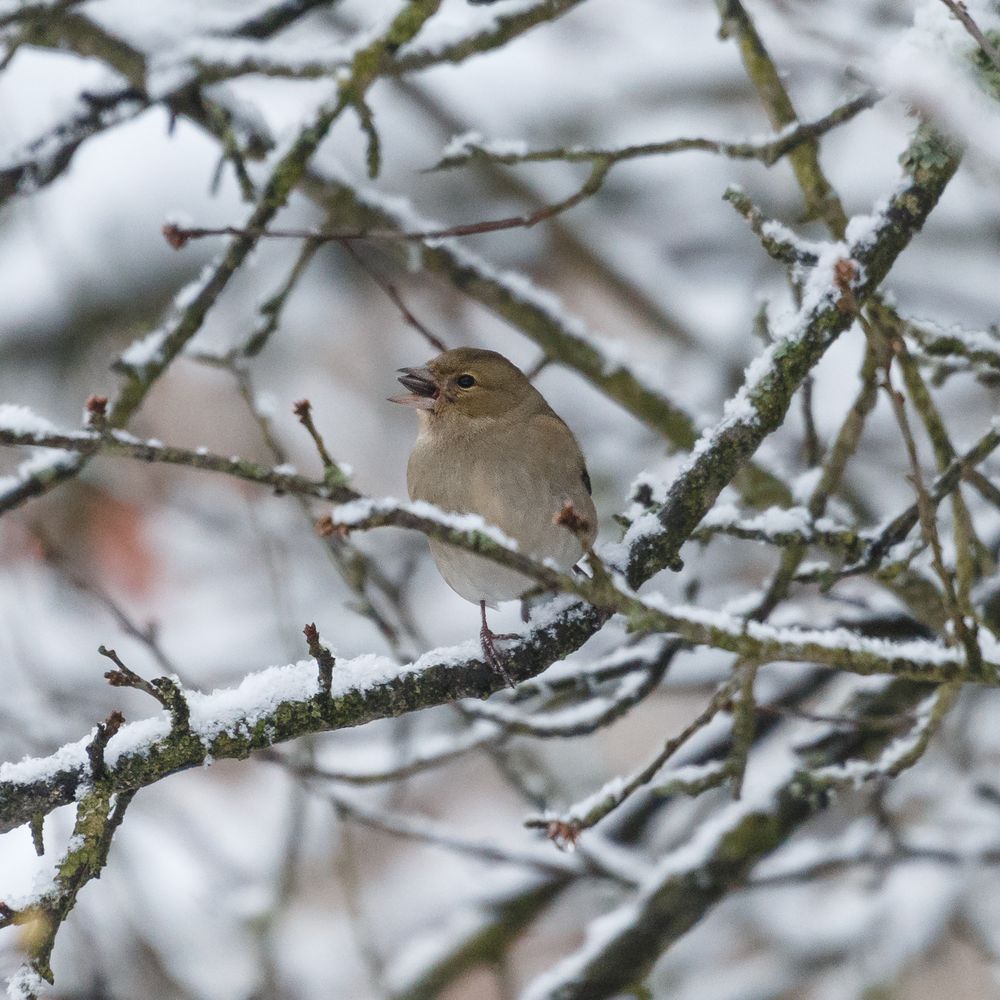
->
xmin=407 ymin=416 xmax=595 ymax=604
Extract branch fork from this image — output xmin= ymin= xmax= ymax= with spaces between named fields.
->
xmin=99 ymin=646 xmax=190 ymax=732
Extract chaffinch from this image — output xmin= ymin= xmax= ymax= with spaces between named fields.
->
xmin=392 ymin=347 xmax=597 ymax=684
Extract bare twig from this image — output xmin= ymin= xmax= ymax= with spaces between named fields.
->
xmin=99 ymin=646 xmax=190 ymax=732
xmin=162 ymin=160 xmax=611 ymax=250
xmin=303 ymin=623 xmax=336 ymax=696
xmin=432 ymin=93 xmax=878 ymax=173
xmin=33 ymin=531 xmax=178 ymax=675
xmin=293 ymin=398 xmax=348 ymax=485
xmin=339 ymin=241 xmax=448 ymax=352
xmin=878 ymin=347 xmax=981 ymax=672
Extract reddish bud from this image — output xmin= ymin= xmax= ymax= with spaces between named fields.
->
xmin=162 ymin=223 xmax=190 ymax=250
xmin=104 ymin=710 xmax=125 ymax=738
xmin=316 ymin=515 xmax=349 ymax=539
xmin=545 ymin=819 xmax=582 ymax=851
xmin=833 ymin=258 xmax=859 ymax=315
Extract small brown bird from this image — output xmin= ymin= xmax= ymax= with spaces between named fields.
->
xmin=392 ymin=347 xmax=597 ymax=685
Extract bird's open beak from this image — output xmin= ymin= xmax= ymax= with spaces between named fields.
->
xmin=390 ymin=366 xmax=438 ymax=410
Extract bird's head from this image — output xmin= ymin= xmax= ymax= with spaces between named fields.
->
xmin=391 ymin=348 xmax=544 ymax=421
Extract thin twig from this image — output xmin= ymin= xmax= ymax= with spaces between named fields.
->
xmin=292 ymin=398 xmax=347 ymax=484
xmin=432 ymin=92 xmax=878 ymax=173
xmin=879 ymin=349 xmax=980 ymax=671
xmin=339 ymin=241 xmax=447 ymax=352
xmin=938 ymin=0 xmax=1000 ymax=70
xmin=162 ymin=160 xmax=611 ymax=251
xmin=524 ymin=682 xmax=735 ymax=843
xmin=32 ymin=530 xmax=178 ymax=674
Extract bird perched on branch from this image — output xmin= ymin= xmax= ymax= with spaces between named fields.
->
xmin=392 ymin=347 xmax=597 ymax=686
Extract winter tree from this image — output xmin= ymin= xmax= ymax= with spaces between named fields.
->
xmin=1 ymin=0 xmax=1000 ymax=997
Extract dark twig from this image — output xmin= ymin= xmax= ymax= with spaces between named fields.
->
xmin=99 ymin=646 xmax=191 ymax=732
xmin=303 ymin=623 xmax=336 ymax=696
xmin=162 ymin=160 xmax=611 ymax=251
xmin=85 ymin=710 xmax=126 ymax=781
xmin=878 ymin=353 xmax=981 ymax=673
xmin=293 ymin=399 xmax=348 ymax=486
xmin=432 ymin=92 xmax=878 ymax=173
xmin=800 ymin=375 xmax=822 ymax=467
xmin=227 ymin=0 xmax=345 ymax=39
xmin=339 ymin=241 xmax=448 ymax=352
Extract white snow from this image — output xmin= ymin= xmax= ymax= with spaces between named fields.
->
xmin=119 ymin=328 xmax=169 ymax=370
xmin=0 ymin=450 xmax=81 ymax=500
xmin=0 ymin=403 xmax=58 ymax=437
xmin=0 ymin=733 xmax=91 ymax=788
xmin=440 ymin=130 xmax=529 ymax=160
xmin=328 ymin=496 xmax=520 ymax=549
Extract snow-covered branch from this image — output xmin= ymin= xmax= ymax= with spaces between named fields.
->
xmin=0 ymin=405 xmax=352 ymax=501
xmin=623 ymin=124 xmax=961 ymax=587
xmin=0 ymin=598 xmax=605 ymax=837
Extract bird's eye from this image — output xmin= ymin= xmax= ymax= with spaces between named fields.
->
xmin=455 ymin=374 xmax=477 ymax=389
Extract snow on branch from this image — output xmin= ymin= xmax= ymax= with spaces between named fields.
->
xmin=0 ymin=4 xmax=992 ymax=996
xmin=0 ymin=0 xmax=443 ymax=527
xmin=520 ymin=748 xmax=813 ymax=1000
xmin=903 ymin=314 xmax=1000 ymax=374
xmin=693 ymin=503 xmax=862 ymax=555
xmin=389 ymin=0 xmax=588 ymax=74
xmin=316 ymin=495 xmax=996 ymax=689
xmin=0 ymin=81 xmax=145 ymax=204
xmin=794 ymin=419 xmax=1000 ymax=586
xmin=0 ymin=407 xmax=353 ymax=501
xmin=623 ymin=123 xmax=961 ymax=588
xmin=0 ymin=598 xmax=605 ymax=836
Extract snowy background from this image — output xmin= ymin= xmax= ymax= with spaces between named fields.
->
xmin=1 ymin=0 xmax=1000 ymax=997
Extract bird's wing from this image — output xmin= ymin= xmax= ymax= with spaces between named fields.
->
xmin=470 ymin=412 xmax=597 ymax=555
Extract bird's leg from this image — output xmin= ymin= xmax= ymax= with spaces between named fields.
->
xmin=479 ymin=600 xmax=518 ymax=688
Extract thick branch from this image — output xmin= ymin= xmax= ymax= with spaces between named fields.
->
xmin=0 ymin=600 xmax=604 ymax=835
xmin=624 ymin=125 xmax=961 ymax=587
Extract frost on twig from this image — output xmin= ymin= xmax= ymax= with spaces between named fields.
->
xmin=0 ymin=410 xmax=354 ymax=502
xmin=432 ymin=92 xmax=878 ymax=172
xmin=624 ymin=124 xmax=960 ymax=587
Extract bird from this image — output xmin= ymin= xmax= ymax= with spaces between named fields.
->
xmin=391 ymin=347 xmax=597 ymax=686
